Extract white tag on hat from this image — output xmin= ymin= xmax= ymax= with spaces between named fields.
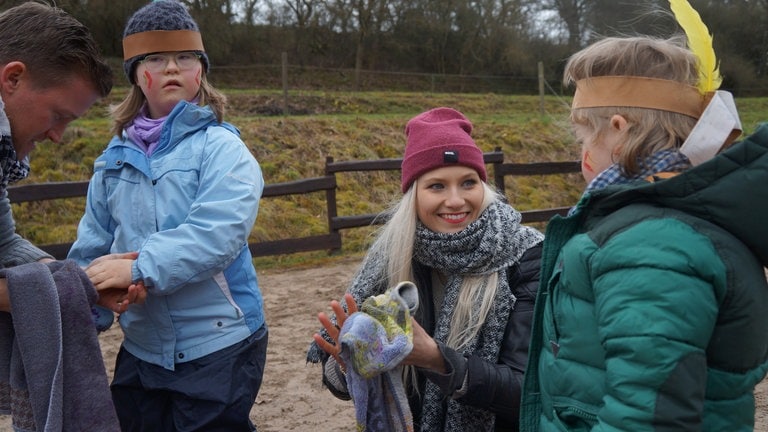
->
xmin=680 ymin=90 xmax=742 ymax=166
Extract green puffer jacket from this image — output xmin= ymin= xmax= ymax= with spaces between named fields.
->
xmin=520 ymin=123 xmax=768 ymax=432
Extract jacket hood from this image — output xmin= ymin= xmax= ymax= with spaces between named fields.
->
xmin=110 ymin=101 xmax=238 ymax=153
xmin=587 ymin=122 xmax=768 ymax=266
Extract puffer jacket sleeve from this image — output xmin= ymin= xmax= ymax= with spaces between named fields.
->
xmin=455 ymin=241 xmax=542 ymax=427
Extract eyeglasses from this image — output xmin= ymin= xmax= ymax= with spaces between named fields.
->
xmin=139 ymin=52 xmax=201 ymax=72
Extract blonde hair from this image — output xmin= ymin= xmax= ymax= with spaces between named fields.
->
xmin=371 ymin=180 xmax=501 ymax=351
xmin=110 ymin=73 xmax=227 ymax=136
xmin=564 ymin=36 xmax=699 ymax=176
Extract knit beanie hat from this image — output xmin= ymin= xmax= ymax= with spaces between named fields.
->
xmin=401 ymin=107 xmax=486 ymax=192
xmin=122 ymin=0 xmax=209 ymax=84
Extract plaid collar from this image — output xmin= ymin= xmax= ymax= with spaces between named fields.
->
xmin=584 ymin=149 xmax=691 ymax=194
xmin=569 ymin=149 xmax=691 ymax=216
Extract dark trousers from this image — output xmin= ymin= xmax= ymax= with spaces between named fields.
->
xmin=111 ymin=325 xmax=268 ymax=432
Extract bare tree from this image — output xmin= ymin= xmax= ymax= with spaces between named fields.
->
xmin=527 ymin=0 xmax=591 ymax=49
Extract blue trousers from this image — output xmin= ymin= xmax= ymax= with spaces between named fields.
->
xmin=111 ymin=325 xmax=268 ymax=432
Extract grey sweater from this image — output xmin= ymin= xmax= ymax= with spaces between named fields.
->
xmin=0 ymin=189 xmax=53 ymax=267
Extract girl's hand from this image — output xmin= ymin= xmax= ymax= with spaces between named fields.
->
xmin=86 ymin=252 xmax=139 ymax=290
xmin=313 ymin=293 xmax=358 ymax=368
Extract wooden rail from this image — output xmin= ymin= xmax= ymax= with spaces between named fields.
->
xmin=8 ymin=152 xmax=580 ymax=259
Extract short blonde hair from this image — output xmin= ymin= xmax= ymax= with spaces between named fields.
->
xmin=564 ymin=36 xmax=699 ymax=176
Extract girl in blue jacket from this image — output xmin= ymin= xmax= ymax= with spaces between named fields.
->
xmin=68 ymin=2 xmax=267 ymax=431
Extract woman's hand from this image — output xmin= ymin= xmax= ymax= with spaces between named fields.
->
xmin=313 ymin=293 xmax=358 ymax=368
xmin=402 ymin=319 xmax=447 ymax=373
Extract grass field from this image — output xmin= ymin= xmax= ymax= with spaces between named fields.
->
xmin=12 ymin=90 xmax=768 ymax=268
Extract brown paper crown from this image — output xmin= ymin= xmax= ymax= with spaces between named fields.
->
xmin=123 ymin=30 xmax=205 ymax=60
xmin=572 ymin=76 xmax=709 ymax=119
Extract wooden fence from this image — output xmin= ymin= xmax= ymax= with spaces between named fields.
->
xmin=8 ymin=152 xmax=580 ymax=260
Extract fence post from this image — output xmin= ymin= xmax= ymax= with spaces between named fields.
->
xmin=281 ymin=52 xmax=289 ymax=115
xmin=538 ymin=61 xmax=545 ymax=115
xmin=324 ymin=156 xmax=341 ymax=253
xmin=492 ymin=146 xmax=506 ymax=195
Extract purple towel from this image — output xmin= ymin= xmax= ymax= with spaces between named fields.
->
xmin=0 ymin=260 xmax=119 ymax=431
xmin=339 ymin=281 xmax=418 ymax=432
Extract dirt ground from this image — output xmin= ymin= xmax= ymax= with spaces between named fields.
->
xmin=1 ymin=257 xmax=767 ymax=431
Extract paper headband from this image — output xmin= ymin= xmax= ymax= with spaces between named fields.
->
xmin=123 ymin=30 xmax=205 ymax=60
xmin=572 ymin=75 xmax=741 ymax=166
xmin=572 ymin=76 xmax=707 ymax=119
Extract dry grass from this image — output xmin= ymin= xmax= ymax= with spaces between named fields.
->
xmin=13 ymin=90 xmax=768 ymax=268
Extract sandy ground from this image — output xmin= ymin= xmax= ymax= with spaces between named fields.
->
xmin=1 ymin=257 xmax=767 ymax=431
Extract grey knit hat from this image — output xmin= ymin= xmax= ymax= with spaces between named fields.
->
xmin=122 ymin=0 xmax=209 ymax=84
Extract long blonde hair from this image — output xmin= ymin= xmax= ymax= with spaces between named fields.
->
xmin=371 ymin=180 xmax=501 ymax=351
xmin=564 ymin=36 xmax=699 ymax=176
xmin=110 ymin=73 xmax=227 ymax=136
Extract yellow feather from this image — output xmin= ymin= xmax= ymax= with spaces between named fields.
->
xmin=669 ymin=0 xmax=722 ymax=93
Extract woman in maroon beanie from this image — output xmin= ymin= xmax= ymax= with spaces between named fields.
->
xmin=308 ymin=107 xmax=544 ymax=431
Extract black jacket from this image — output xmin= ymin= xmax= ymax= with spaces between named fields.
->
xmin=410 ymin=241 xmax=542 ymax=431
xmin=321 ymin=242 xmax=542 ymax=431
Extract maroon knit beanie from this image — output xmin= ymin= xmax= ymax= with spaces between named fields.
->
xmin=401 ymin=107 xmax=486 ymax=192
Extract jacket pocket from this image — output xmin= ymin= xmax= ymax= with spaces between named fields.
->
xmin=543 ymin=265 xmax=562 ymax=357
xmin=551 ymin=403 xmax=597 ymax=432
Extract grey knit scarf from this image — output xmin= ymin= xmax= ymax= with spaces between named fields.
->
xmin=0 ymin=100 xmax=29 ymax=188
xmin=308 ymin=200 xmax=543 ymax=431
xmin=0 ymin=137 xmax=29 ymax=188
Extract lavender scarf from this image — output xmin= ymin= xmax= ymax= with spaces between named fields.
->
xmin=126 ymin=105 xmax=167 ymax=156
xmin=340 ymin=281 xmax=418 ymax=432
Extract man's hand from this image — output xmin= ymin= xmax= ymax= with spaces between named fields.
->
xmin=96 ymin=281 xmax=147 ymax=313
xmin=0 ymin=278 xmax=8 ymax=313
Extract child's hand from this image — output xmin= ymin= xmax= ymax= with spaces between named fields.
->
xmin=86 ymin=252 xmax=138 ymax=290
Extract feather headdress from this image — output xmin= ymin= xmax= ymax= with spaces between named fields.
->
xmin=669 ymin=0 xmax=741 ymax=165
xmin=669 ymin=0 xmax=722 ymax=93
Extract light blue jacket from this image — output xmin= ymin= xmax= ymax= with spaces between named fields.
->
xmin=69 ymin=101 xmax=265 ymax=370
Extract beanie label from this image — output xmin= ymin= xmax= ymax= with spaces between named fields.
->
xmin=443 ymin=150 xmax=459 ymax=163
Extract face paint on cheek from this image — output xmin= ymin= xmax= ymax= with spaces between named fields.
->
xmin=143 ymin=70 xmax=153 ymax=89
xmin=582 ymin=150 xmax=594 ymax=173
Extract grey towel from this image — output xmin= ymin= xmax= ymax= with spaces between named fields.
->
xmin=0 ymin=260 xmax=119 ymax=432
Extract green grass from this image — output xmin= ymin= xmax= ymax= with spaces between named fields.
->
xmin=13 ymin=90 xmax=768 ymax=269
